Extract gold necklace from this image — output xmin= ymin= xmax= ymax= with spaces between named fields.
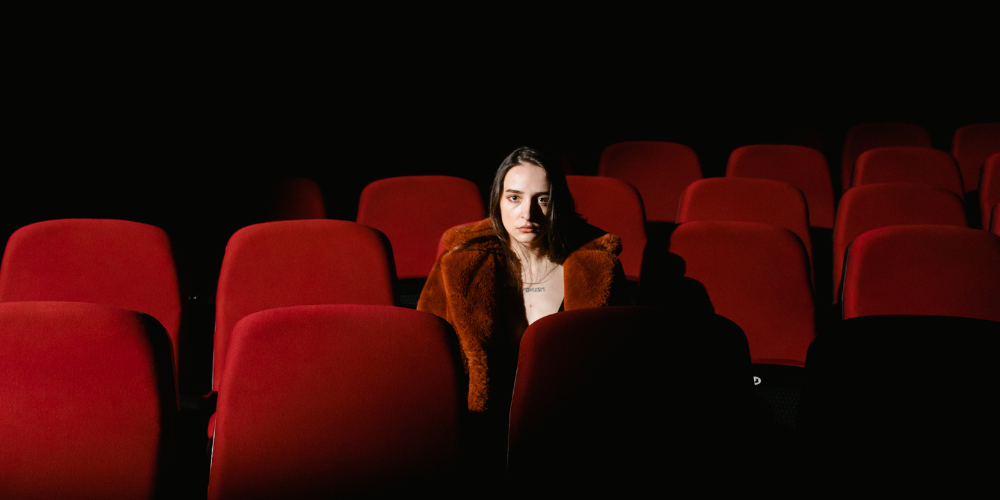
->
xmin=522 ymin=261 xmax=557 ymax=285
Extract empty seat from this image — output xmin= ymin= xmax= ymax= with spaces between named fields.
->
xmin=261 ymin=177 xmax=327 ymax=221
xmin=0 ymin=302 xmax=175 ymax=500
xmin=952 ymin=122 xmax=1000 ymax=193
xmin=566 ymin=175 xmax=647 ymax=280
xmin=0 ymin=219 xmax=183 ymax=375
xmin=677 ymin=177 xmax=813 ymax=266
xmin=597 ymin=141 xmax=702 ymax=223
xmin=357 ymin=175 xmax=484 ymax=280
xmin=842 ymin=225 xmax=1000 ymax=322
xmin=832 ymin=184 xmax=967 ymax=302
xmin=727 ymin=144 xmax=835 ymax=229
xmin=664 ymin=221 xmax=816 ymax=367
xmin=841 ymin=122 xmax=932 ymax=192
xmin=799 ymin=315 xmax=1000 ymax=491
xmin=507 ymin=307 xmax=755 ymax=494
xmin=852 ymin=146 xmax=965 ymax=198
xmin=980 ymin=152 xmax=1000 ymax=229
xmin=213 ymin=220 xmax=396 ymax=395
xmin=208 ymin=305 xmax=463 ymax=499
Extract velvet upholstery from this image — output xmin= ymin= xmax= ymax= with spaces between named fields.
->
xmin=853 ymin=146 xmax=965 ymax=198
xmin=508 ymin=307 xmax=755 ymax=494
xmin=417 ymin=219 xmax=626 ymax=412
xmin=0 ymin=302 xmax=175 ymax=500
xmin=357 ymin=175 xmax=484 ymax=279
xmin=993 ymin=202 xmax=1000 ymax=235
xmin=842 ymin=225 xmax=1000 ymax=322
xmin=208 ymin=305 xmax=463 ymax=499
xmin=261 ymin=177 xmax=327 ymax=221
xmin=566 ymin=175 xmax=647 ymax=280
xmin=0 ymin=219 xmax=182 ymax=377
xmin=832 ymin=184 xmax=967 ymax=302
xmin=213 ymin=220 xmax=396 ymax=392
xmin=678 ymin=177 xmax=813 ymax=265
xmin=840 ymin=122 xmax=932 ymax=192
xmin=980 ymin=152 xmax=1000 ymax=229
xmin=951 ymin=122 xmax=1000 ymax=193
xmin=667 ymin=221 xmax=815 ymax=367
xmin=727 ymin=144 xmax=835 ymax=228
xmin=597 ymin=140 xmax=702 ymax=223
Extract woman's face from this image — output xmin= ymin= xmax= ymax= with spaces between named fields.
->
xmin=500 ymin=162 xmax=551 ymax=249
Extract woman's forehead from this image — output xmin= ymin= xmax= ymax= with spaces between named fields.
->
xmin=503 ymin=163 xmax=550 ymax=192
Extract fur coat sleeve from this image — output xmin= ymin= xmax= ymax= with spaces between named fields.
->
xmin=417 ymin=219 xmax=626 ymax=412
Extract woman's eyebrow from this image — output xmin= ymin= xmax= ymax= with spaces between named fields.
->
xmin=505 ymin=189 xmax=523 ymax=194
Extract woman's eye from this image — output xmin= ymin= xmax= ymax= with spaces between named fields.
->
xmin=507 ymin=195 xmax=519 ymax=202
xmin=538 ymin=197 xmax=549 ymax=205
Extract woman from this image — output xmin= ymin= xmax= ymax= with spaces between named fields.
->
xmin=418 ymin=146 xmax=627 ymax=413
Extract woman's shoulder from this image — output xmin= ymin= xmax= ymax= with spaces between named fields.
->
xmin=440 ymin=218 xmax=501 ymax=253
xmin=569 ymin=222 xmax=623 ymax=257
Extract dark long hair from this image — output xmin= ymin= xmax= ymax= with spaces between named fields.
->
xmin=487 ymin=146 xmax=582 ymax=284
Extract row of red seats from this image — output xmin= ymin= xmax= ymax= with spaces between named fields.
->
xmin=4 ymin=302 xmax=996 ymax=497
xmin=1 ymin=218 xmax=997 ymax=394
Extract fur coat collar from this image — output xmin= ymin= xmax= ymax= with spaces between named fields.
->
xmin=417 ymin=218 xmax=625 ymax=412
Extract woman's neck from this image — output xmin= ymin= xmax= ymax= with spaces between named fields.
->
xmin=512 ymin=241 xmax=549 ymax=266
xmin=512 ymin=241 xmax=558 ymax=285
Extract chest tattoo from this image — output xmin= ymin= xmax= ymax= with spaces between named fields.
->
xmin=522 ymin=287 xmax=545 ymax=293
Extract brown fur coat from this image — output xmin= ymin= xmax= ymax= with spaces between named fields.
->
xmin=417 ymin=218 xmax=626 ymax=412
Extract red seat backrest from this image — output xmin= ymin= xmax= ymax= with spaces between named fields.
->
xmin=678 ymin=177 xmax=813 ymax=267
xmin=213 ymin=220 xmax=396 ymax=391
xmin=508 ymin=307 xmax=753 ymax=493
xmin=727 ymin=144 xmax=835 ymax=229
xmin=842 ymin=225 xmax=1000 ymax=322
xmin=841 ymin=122 xmax=932 ymax=192
xmin=853 ymin=146 xmax=965 ymax=198
xmin=993 ymin=202 xmax=1000 ymax=236
xmin=208 ymin=305 xmax=462 ymax=499
xmin=597 ymin=141 xmax=702 ymax=223
xmin=668 ymin=221 xmax=815 ymax=366
xmin=832 ymin=184 xmax=967 ymax=302
xmin=0 ymin=302 xmax=174 ymax=500
xmin=980 ymin=153 xmax=1000 ymax=229
xmin=952 ymin=122 xmax=1000 ymax=193
xmin=566 ymin=176 xmax=647 ymax=280
xmin=0 ymin=219 xmax=182 ymax=375
xmin=261 ymin=177 xmax=327 ymax=222
xmin=357 ymin=176 xmax=484 ymax=279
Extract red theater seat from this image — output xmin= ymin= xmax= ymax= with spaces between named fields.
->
xmin=0 ymin=302 xmax=175 ymax=500
xmin=597 ymin=141 xmax=702 ymax=223
xmin=357 ymin=176 xmax=484 ymax=280
xmin=992 ymin=202 xmax=1000 ymax=236
xmin=678 ymin=177 xmax=813 ymax=268
xmin=727 ymin=144 xmax=835 ymax=229
xmin=980 ymin=153 xmax=1000 ymax=229
xmin=567 ymin=175 xmax=647 ymax=281
xmin=213 ymin=220 xmax=396 ymax=395
xmin=667 ymin=221 xmax=815 ymax=367
xmin=852 ymin=146 xmax=965 ymax=198
xmin=261 ymin=177 xmax=327 ymax=221
xmin=842 ymin=225 xmax=1000 ymax=322
xmin=952 ymin=122 xmax=1000 ymax=193
xmin=841 ymin=122 xmax=932 ymax=192
xmin=507 ymin=307 xmax=754 ymax=494
xmin=799 ymin=315 xmax=1000 ymax=491
xmin=832 ymin=184 xmax=967 ymax=303
xmin=0 ymin=219 xmax=182 ymax=376
xmin=208 ymin=305 xmax=463 ymax=499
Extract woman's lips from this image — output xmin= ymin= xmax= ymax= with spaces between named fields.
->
xmin=517 ymin=226 xmax=536 ymax=233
